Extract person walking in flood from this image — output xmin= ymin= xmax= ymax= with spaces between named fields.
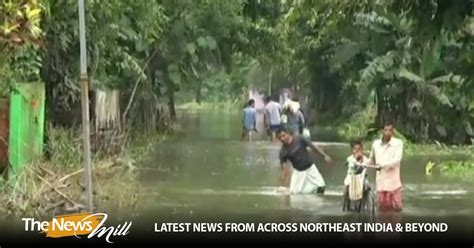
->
xmin=241 ymin=99 xmax=257 ymax=142
xmin=264 ymin=96 xmax=282 ymax=142
xmin=285 ymin=108 xmax=305 ymax=135
xmin=277 ymin=128 xmax=333 ymax=194
xmin=290 ymin=97 xmax=307 ymax=135
xmin=369 ymin=120 xmax=404 ymax=212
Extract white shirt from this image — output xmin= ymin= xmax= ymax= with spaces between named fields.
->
xmin=264 ymin=101 xmax=282 ymax=125
xmin=344 ymin=155 xmax=369 ymax=186
xmin=369 ymin=137 xmax=404 ymax=192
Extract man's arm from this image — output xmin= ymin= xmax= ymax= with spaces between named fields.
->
xmin=279 ymin=149 xmax=287 ymax=169
xmin=263 ymin=109 xmax=268 ymax=127
xmin=310 ymin=143 xmax=329 ymax=158
xmin=280 ymin=162 xmax=292 ymax=187
xmin=298 ymin=111 xmax=305 ymax=126
xmin=369 ymin=142 xmax=376 ymax=165
xmin=279 ymin=151 xmax=291 ymax=187
xmin=252 ymin=110 xmax=257 ymax=130
xmin=303 ymin=137 xmax=332 ymax=163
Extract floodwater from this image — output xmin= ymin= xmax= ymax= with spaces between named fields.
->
xmin=134 ymin=110 xmax=474 ymax=232
xmin=2 ymin=109 xmax=472 ymax=244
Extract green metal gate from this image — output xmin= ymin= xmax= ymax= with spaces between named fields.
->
xmin=8 ymin=82 xmax=45 ymax=177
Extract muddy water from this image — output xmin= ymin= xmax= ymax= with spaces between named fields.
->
xmin=2 ymin=109 xmax=472 ymax=245
xmin=135 ymin=110 xmax=474 ymax=232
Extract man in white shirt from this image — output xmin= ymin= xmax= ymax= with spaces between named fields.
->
xmin=264 ymin=96 xmax=282 ymax=142
xmin=369 ymin=121 xmax=404 ymax=212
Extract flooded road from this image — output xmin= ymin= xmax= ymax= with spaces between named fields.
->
xmin=135 ymin=110 xmax=474 ymax=229
xmin=2 ymin=109 xmax=472 ymax=245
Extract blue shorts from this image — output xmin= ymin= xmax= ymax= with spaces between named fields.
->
xmin=242 ymin=126 xmax=255 ymax=132
xmin=268 ymin=124 xmax=281 ymax=132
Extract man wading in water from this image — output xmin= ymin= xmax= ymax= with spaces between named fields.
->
xmin=369 ymin=120 xmax=404 ymax=212
xmin=264 ymin=96 xmax=282 ymax=142
xmin=277 ymin=128 xmax=333 ymax=194
xmin=241 ymin=99 xmax=257 ymax=142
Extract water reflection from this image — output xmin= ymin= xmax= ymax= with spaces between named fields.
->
xmin=137 ymin=110 xmax=474 ymax=226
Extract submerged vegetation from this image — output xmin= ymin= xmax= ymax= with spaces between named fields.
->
xmin=425 ymin=160 xmax=474 ymax=180
xmin=439 ymin=160 xmax=474 ymax=179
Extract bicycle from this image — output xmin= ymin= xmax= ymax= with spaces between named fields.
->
xmin=342 ymin=164 xmax=379 ymax=222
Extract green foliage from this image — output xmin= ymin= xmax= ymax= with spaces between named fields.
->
xmin=337 ymin=105 xmax=377 ymax=141
xmin=0 ymin=0 xmax=44 ymax=96
xmin=285 ymin=0 xmax=474 ymax=144
xmin=0 ymin=0 xmax=472 ymax=146
xmin=361 ymin=51 xmax=397 ymax=84
xmin=404 ymin=144 xmax=474 ymax=157
xmin=0 ymin=0 xmax=43 ymax=52
xmin=41 ymin=0 xmax=168 ymax=110
xmin=47 ymin=127 xmax=82 ymax=168
xmin=438 ymin=160 xmax=474 ymax=179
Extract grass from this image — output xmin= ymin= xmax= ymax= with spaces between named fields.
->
xmin=335 ymin=105 xmax=377 ymax=141
xmin=426 ymin=160 xmax=474 ymax=180
xmin=0 ymin=126 xmax=171 ymax=218
xmin=403 ymin=143 xmax=474 ymax=157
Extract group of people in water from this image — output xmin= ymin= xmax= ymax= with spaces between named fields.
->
xmin=241 ymin=96 xmax=404 ymax=213
xmin=241 ymin=96 xmax=306 ymax=142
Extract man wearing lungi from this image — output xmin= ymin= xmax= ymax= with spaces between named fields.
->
xmin=277 ymin=128 xmax=333 ymax=194
xmin=369 ymin=121 xmax=404 ymax=212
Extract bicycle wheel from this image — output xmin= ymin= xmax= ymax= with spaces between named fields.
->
xmin=367 ymin=190 xmax=376 ymax=222
xmin=342 ymin=195 xmax=348 ymax=212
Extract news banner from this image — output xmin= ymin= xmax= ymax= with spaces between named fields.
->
xmin=154 ymin=222 xmax=448 ymax=233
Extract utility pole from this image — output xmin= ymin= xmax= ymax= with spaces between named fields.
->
xmin=78 ymin=0 xmax=93 ymax=212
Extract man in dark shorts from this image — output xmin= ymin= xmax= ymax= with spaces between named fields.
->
xmin=264 ymin=96 xmax=282 ymax=142
xmin=277 ymin=128 xmax=333 ymax=194
xmin=241 ymin=99 xmax=257 ymax=142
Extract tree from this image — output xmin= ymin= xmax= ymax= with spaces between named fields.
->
xmin=0 ymin=0 xmax=44 ymax=97
xmin=0 ymin=0 xmax=43 ymax=54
